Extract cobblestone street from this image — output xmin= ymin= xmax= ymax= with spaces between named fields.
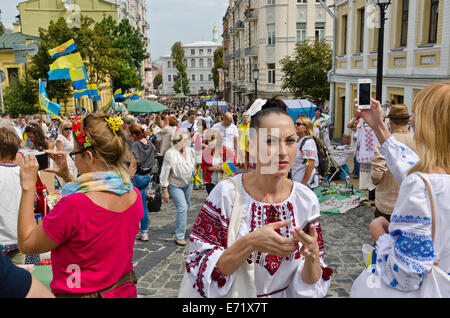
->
xmin=133 ymin=180 xmax=374 ymax=298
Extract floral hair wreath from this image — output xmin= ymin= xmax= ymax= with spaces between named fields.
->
xmin=72 ymin=117 xmax=92 ymax=148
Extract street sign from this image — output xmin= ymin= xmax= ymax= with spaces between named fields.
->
xmin=13 ymin=43 xmax=27 ymax=64
xmin=27 ymin=42 xmax=39 ymax=56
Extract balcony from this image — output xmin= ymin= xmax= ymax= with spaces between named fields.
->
xmin=245 ymin=46 xmax=258 ymax=57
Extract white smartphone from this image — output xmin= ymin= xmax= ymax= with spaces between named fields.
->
xmin=357 ymin=79 xmax=372 ymax=110
xmin=300 ymin=215 xmax=320 ymax=232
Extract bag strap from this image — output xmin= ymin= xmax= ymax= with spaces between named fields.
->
xmin=227 ymin=176 xmax=243 ymax=247
xmin=417 ymin=173 xmax=439 ymax=267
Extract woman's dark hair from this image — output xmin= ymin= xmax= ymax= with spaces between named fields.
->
xmin=24 ymin=121 xmax=48 ymax=150
xmin=249 ymin=97 xmax=290 ymax=129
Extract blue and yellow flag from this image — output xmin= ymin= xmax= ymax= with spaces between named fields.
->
xmin=47 ymin=68 xmax=71 ymax=81
xmin=39 ymin=79 xmax=61 ymax=119
xmin=73 ymin=88 xmax=89 ymax=99
xmin=48 ymin=39 xmax=78 ymax=59
xmin=49 ymin=52 xmax=84 ymax=71
xmin=70 ymin=67 xmax=88 ymax=90
xmin=87 ymin=84 xmax=101 ymax=102
xmin=123 ymin=91 xmax=144 ymax=101
xmin=223 ymin=161 xmax=238 ymax=176
xmin=105 ymin=95 xmax=116 ymax=112
xmin=113 ymin=88 xmax=123 ymax=100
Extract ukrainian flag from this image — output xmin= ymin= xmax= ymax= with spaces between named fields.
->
xmin=104 ymin=95 xmax=116 ymax=112
xmin=70 ymin=67 xmax=88 ymax=90
xmin=49 ymin=52 xmax=84 ymax=71
xmin=87 ymin=84 xmax=101 ymax=102
xmin=223 ymin=161 xmax=238 ymax=176
xmin=123 ymin=91 xmax=143 ymax=101
xmin=47 ymin=68 xmax=71 ymax=81
xmin=113 ymin=88 xmax=123 ymax=100
xmin=48 ymin=39 xmax=78 ymax=59
xmin=365 ymin=250 xmax=377 ymax=268
xmin=39 ymin=79 xmax=61 ymax=119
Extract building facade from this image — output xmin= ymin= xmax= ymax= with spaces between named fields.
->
xmin=331 ymin=0 xmax=450 ymax=139
xmin=161 ymin=33 xmax=220 ymax=96
xmin=222 ymin=0 xmax=334 ymax=107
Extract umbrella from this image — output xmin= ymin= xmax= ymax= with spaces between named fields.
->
xmin=173 ymin=93 xmax=186 ymax=99
xmin=126 ymin=99 xmax=168 ymax=114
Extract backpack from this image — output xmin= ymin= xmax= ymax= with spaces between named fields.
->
xmin=147 ymin=175 xmax=162 ymax=212
xmin=299 ymin=136 xmax=331 ymax=178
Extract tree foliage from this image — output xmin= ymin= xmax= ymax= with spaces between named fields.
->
xmin=0 ymin=10 xmax=5 ymax=36
xmin=171 ymin=41 xmax=189 ymax=94
xmin=211 ymin=46 xmax=224 ymax=91
xmin=29 ymin=15 xmax=148 ymax=101
xmin=4 ymin=76 xmax=39 ymax=117
xmin=280 ymin=40 xmax=332 ymax=105
xmin=153 ymin=73 xmax=162 ymax=88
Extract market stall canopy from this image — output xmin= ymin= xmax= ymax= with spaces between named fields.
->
xmin=173 ymin=93 xmax=186 ymax=99
xmin=126 ymin=99 xmax=168 ymax=113
xmin=114 ymin=106 xmax=123 ymax=113
xmin=284 ymin=99 xmax=318 ymax=121
xmin=148 ymin=94 xmax=158 ymax=99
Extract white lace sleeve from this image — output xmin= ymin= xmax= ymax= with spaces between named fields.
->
xmin=185 ymin=179 xmax=237 ymax=298
xmin=374 ymin=173 xmax=434 ymax=291
xmin=379 ymin=136 xmax=420 ymax=182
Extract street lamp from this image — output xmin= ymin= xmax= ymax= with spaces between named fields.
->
xmin=252 ymin=65 xmax=259 ymax=99
xmin=375 ymin=0 xmax=391 ymax=103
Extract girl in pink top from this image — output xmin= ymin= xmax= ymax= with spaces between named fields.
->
xmin=17 ymin=114 xmax=143 ymax=298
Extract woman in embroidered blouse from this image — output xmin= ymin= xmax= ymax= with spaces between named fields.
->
xmin=291 ymin=115 xmax=319 ymax=189
xmin=185 ymin=98 xmax=332 ymax=298
xmin=350 ymin=82 xmax=450 ymax=296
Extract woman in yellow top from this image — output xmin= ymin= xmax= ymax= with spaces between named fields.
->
xmin=238 ymin=113 xmax=251 ymax=172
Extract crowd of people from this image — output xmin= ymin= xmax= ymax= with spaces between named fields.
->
xmin=0 ymin=81 xmax=449 ymax=298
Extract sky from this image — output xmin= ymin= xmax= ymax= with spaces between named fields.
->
xmin=0 ymin=0 xmax=228 ymax=63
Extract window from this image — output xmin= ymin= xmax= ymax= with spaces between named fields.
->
xmin=296 ymin=23 xmax=306 ymax=42
xmin=428 ymin=0 xmax=439 ymax=44
xmin=192 ymin=74 xmax=196 ymax=81
xmin=191 ymin=49 xmax=195 ymax=55
xmin=400 ymin=0 xmax=409 ymax=47
xmin=268 ymin=24 xmax=275 ymax=45
xmin=183 ymin=59 xmax=187 ymax=66
xmin=168 ymin=61 xmax=171 ymax=68
xmin=168 ymin=75 xmax=172 ymax=82
xmin=342 ymin=15 xmax=347 ymax=54
xmin=200 ymin=74 xmax=204 ymax=81
xmin=268 ymin=64 xmax=275 ymax=84
xmin=7 ymin=68 xmax=18 ymax=83
xmin=199 ymin=59 xmax=204 ymax=68
xmin=208 ymin=74 xmax=213 ymax=81
xmin=207 ymin=58 xmax=212 ymax=68
xmin=199 ymin=49 xmax=204 ymax=55
xmin=358 ymin=8 xmax=365 ymax=52
xmin=191 ymin=59 xmax=196 ymax=68
xmin=315 ymin=22 xmax=325 ymax=41
xmin=267 ymin=0 xmax=275 ymax=4
xmin=297 ymin=0 xmax=307 ymax=3
xmin=207 ymin=49 xmax=212 ymax=54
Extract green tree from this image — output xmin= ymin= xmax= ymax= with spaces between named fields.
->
xmin=4 ymin=76 xmax=39 ymax=117
xmin=171 ymin=41 xmax=189 ymax=95
xmin=280 ymin=40 xmax=332 ymax=105
xmin=97 ymin=16 xmax=148 ymax=91
xmin=153 ymin=73 xmax=162 ymax=88
xmin=211 ymin=46 xmax=223 ymax=93
xmin=0 ymin=10 xmax=5 ymax=36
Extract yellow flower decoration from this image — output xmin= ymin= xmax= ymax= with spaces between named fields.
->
xmin=105 ymin=117 xmax=124 ymax=136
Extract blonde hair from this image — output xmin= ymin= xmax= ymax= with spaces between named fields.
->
xmin=297 ymin=114 xmax=314 ymax=137
xmin=82 ymin=112 xmax=131 ymax=175
xmin=59 ymin=120 xmax=72 ymax=133
xmin=409 ymin=82 xmax=450 ymax=174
